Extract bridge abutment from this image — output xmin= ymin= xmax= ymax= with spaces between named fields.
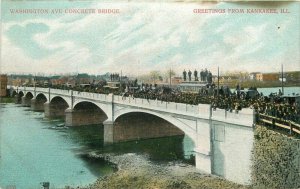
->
xmin=65 ymin=108 xmax=107 ymax=126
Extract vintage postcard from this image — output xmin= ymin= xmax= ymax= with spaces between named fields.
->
xmin=0 ymin=0 xmax=299 ymax=189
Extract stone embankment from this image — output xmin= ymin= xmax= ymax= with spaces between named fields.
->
xmin=78 ymin=153 xmax=249 ymax=189
xmin=252 ymin=125 xmax=300 ymax=189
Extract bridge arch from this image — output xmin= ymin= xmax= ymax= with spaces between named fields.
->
xmin=20 ymin=91 xmax=34 ymax=107
xmin=73 ymin=99 xmax=112 ymax=120
xmin=24 ymin=91 xmax=34 ymax=99
xmin=114 ymin=109 xmax=197 ymax=144
xmin=73 ymin=100 xmax=108 ymax=116
xmin=11 ymin=90 xmax=17 ymax=97
xmin=36 ymin=93 xmax=49 ymax=102
xmin=45 ymin=96 xmax=70 ymax=118
xmin=18 ymin=91 xmax=24 ymax=97
xmin=36 ymin=93 xmax=48 ymax=102
xmin=66 ymin=101 xmax=108 ymax=126
xmin=50 ymin=96 xmax=70 ymax=108
xmin=15 ymin=91 xmax=24 ymax=103
xmin=31 ymin=93 xmax=48 ymax=111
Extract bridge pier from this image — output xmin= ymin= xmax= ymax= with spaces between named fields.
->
xmin=21 ymin=96 xmax=31 ymax=107
xmin=14 ymin=95 xmax=22 ymax=104
xmin=31 ymin=98 xmax=45 ymax=111
xmin=65 ymin=108 xmax=107 ymax=127
xmin=44 ymin=102 xmax=67 ymax=118
xmin=103 ymin=120 xmax=114 ymax=145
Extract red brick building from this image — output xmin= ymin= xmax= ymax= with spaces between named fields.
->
xmin=0 ymin=75 xmax=8 ymax=97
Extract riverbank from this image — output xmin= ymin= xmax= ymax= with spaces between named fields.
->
xmin=76 ymin=153 xmax=250 ymax=189
xmin=252 ymin=125 xmax=300 ymax=188
xmin=0 ymin=96 xmax=14 ymax=103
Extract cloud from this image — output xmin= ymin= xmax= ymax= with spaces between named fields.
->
xmin=1 ymin=1 xmax=299 ymax=76
xmin=5 ymin=22 xmax=61 ymax=59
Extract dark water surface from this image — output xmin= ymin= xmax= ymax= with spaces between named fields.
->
xmin=0 ymin=104 xmax=193 ymax=189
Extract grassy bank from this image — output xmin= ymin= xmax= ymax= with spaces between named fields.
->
xmin=0 ymin=96 xmax=14 ymax=103
xmin=85 ymin=170 xmax=250 ymax=189
xmin=252 ymin=125 xmax=300 ymax=189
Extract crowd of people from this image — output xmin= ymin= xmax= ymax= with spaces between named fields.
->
xmin=252 ymin=95 xmax=299 ymax=123
xmin=120 ymin=84 xmax=299 ymax=123
xmin=24 ymin=79 xmax=300 ymax=124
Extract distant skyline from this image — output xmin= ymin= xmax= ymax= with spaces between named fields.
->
xmin=1 ymin=1 xmax=299 ymax=76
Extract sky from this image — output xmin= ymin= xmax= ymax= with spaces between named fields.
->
xmin=1 ymin=1 xmax=299 ymax=76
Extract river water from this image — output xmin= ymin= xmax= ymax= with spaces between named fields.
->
xmin=0 ymin=104 xmax=193 ymax=189
xmin=257 ymin=86 xmax=300 ymax=96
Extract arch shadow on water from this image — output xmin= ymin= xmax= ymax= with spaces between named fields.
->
xmin=66 ymin=112 xmax=196 ymax=165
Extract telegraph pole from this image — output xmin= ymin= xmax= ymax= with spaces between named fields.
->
xmin=120 ymin=70 xmax=122 ymax=82
xmin=217 ymin=66 xmax=220 ymax=97
xmin=169 ymin=68 xmax=171 ymax=87
xmin=281 ymin=64 xmax=284 ymax=95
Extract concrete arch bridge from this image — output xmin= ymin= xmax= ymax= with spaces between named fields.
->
xmin=10 ymin=86 xmax=255 ymax=185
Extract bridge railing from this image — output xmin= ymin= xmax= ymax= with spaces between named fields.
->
xmin=258 ymin=113 xmax=300 ymax=135
xmin=211 ymin=108 xmax=254 ymax=127
xmin=35 ymin=88 xmax=49 ymax=93
xmin=50 ymin=88 xmax=72 ymax=95
xmin=114 ymin=95 xmax=200 ymax=115
xmin=25 ymin=87 xmax=35 ymax=91
xmin=73 ymin=91 xmax=108 ymax=101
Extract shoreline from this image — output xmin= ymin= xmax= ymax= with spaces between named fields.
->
xmin=0 ymin=96 xmax=14 ymax=103
xmin=217 ymin=81 xmax=299 ymax=89
xmin=77 ymin=152 xmax=251 ymax=189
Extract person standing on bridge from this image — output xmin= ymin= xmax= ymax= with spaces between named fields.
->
xmin=188 ymin=70 xmax=192 ymax=82
xmin=183 ymin=70 xmax=187 ymax=81
xmin=194 ymin=69 xmax=198 ymax=81
xmin=200 ymin=69 xmax=204 ymax=81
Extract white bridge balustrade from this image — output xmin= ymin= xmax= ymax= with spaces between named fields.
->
xmin=50 ymin=88 xmax=72 ymax=96
xmin=114 ymin=96 xmax=204 ymax=117
xmin=35 ymin=87 xmax=49 ymax=93
xmin=212 ymin=108 xmax=254 ymax=127
xmin=9 ymin=86 xmax=255 ymax=185
xmin=73 ymin=91 xmax=108 ymax=101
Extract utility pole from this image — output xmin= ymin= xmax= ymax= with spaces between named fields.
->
xmin=120 ymin=70 xmax=122 ymax=82
xmin=169 ymin=68 xmax=171 ymax=87
xmin=281 ymin=64 xmax=284 ymax=95
xmin=217 ymin=66 xmax=220 ymax=98
xmin=120 ymin=70 xmax=122 ymax=92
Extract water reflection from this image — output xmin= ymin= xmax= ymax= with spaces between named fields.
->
xmin=67 ymin=124 xmax=194 ymax=163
